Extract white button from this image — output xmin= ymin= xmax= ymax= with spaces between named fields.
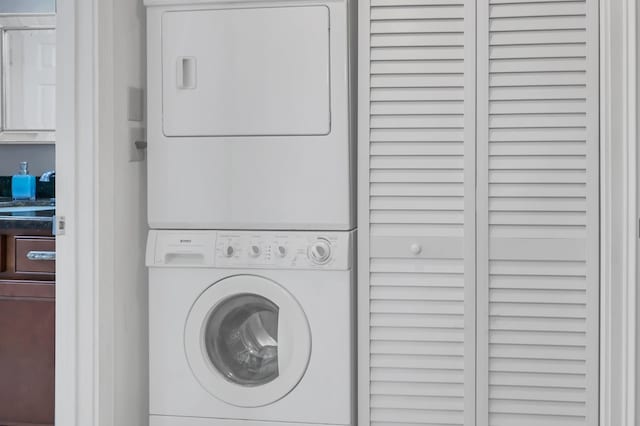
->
xmin=249 ymin=245 xmax=261 ymax=258
xmin=410 ymin=243 xmax=422 ymax=255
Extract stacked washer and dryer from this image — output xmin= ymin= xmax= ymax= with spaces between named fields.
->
xmin=143 ymin=1 xmax=356 ymax=426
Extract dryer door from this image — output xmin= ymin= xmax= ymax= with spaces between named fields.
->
xmin=161 ymin=6 xmax=331 ymax=137
xmin=184 ymin=274 xmax=311 ymax=407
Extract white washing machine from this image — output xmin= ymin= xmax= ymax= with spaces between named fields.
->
xmin=144 ymin=0 xmax=356 ymax=230
xmin=146 ymin=230 xmax=356 ymax=426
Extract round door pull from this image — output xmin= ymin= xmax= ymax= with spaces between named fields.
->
xmin=410 ymin=243 xmax=422 ymax=255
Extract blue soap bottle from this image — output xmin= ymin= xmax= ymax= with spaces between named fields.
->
xmin=12 ymin=161 xmax=36 ymax=201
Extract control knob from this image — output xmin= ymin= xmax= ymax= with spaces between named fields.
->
xmin=308 ymin=239 xmax=332 ymax=265
xmin=275 ymin=245 xmax=287 ymax=258
xmin=223 ymin=245 xmax=235 ymax=258
xmin=249 ymin=245 xmax=261 ymax=258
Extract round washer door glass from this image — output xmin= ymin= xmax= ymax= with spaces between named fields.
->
xmin=185 ymin=275 xmax=311 ymax=408
xmin=205 ymin=294 xmax=279 ymax=386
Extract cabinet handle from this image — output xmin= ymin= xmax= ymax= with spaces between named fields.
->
xmin=26 ymin=251 xmax=56 ymax=261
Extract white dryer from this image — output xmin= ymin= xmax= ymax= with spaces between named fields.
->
xmin=145 ymin=0 xmax=356 ymax=230
xmin=146 ymin=230 xmax=355 ymax=426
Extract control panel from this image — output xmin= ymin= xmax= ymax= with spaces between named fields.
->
xmin=214 ymin=231 xmax=352 ymax=270
xmin=147 ymin=230 xmax=354 ymax=270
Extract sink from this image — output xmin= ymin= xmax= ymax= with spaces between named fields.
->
xmin=0 ymin=206 xmax=55 ymax=213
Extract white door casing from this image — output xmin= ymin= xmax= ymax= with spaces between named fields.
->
xmin=599 ymin=0 xmax=638 ymax=425
xmin=57 ymin=0 xmax=149 ymax=424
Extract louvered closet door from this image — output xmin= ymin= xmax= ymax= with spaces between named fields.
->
xmin=476 ymin=1 xmax=599 ymax=426
xmin=359 ymin=1 xmax=477 ymax=425
xmin=359 ymin=0 xmax=599 ymax=425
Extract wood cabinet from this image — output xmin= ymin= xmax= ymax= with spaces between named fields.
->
xmin=0 ymin=230 xmax=54 ymax=426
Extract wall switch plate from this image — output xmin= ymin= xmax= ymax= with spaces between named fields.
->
xmin=128 ymin=87 xmax=144 ymax=122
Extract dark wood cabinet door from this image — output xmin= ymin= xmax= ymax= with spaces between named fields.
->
xmin=0 ymin=281 xmax=54 ymax=426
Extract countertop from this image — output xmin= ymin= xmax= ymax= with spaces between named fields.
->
xmin=0 ymin=199 xmax=56 ymax=232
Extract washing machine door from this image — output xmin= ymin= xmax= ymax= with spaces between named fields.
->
xmin=184 ymin=275 xmax=311 ymax=407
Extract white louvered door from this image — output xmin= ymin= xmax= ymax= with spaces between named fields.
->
xmin=359 ymin=0 xmax=600 ymax=425
xmin=476 ymin=0 xmax=599 ymax=425
xmin=359 ymin=1 xmax=477 ymax=425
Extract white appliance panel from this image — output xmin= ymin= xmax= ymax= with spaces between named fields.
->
xmin=146 ymin=0 xmax=355 ymax=230
xmin=161 ymin=6 xmax=331 ymax=137
xmin=147 ymin=230 xmax=355 ymax=425
xmin=147 ymin=135 xmax=353 ymax=229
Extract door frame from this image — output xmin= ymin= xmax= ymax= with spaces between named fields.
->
xmin=600 ymin=0 xmax=638 ymax=425
xmin=56 ymin=0 xmax=638 ymax=424
xmin=56 ymin=0 xmax=115 ymax=424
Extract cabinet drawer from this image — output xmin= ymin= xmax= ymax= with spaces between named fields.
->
xmin=14 ymin=237 xmax=55 ymax=274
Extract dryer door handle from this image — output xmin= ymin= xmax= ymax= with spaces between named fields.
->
xmin=176 ymin=56 xmax=197 ymax=89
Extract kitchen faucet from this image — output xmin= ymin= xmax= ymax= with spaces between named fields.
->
xmin=40 ymin=170 xmax=55 ymax=182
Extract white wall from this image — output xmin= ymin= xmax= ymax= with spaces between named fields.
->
xmin=114 ymin=0 xmax=149 ymax=426
xmin=109 ymin=0 xmax=148 ymax=424
xmin=0 ymin=144 xmax=54 ymax=175
xmin=94 ymin=0 xmax=148 ymax=424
